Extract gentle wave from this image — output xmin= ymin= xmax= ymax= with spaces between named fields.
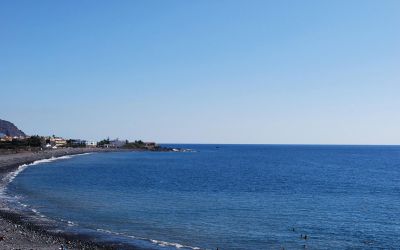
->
xmin=96 ymin=228 xmax=202 ymax=250
xmin=0 ymin=152 xmax=92 ymax=195
xmin=149 ymin=239 xmax=201 ymax=250
xmin=60 ymin=218 xmax=77 ymax=226
xmin=0 ymin=152 xmax=91 ymax=235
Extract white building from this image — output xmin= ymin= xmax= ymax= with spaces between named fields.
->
xmin=109 ymin=139 xmax=126 ymax=148
xmin=86 ymin=141 xmax=97 ymax=147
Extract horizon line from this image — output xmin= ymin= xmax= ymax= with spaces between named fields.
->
xmin=158 ymin=143 xmax=400 ymax=146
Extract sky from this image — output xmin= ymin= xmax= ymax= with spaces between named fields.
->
xmin=1 ymin=0 xmax=399 ymax=144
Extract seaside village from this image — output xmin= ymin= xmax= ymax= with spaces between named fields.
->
xmin=0 ymin=133 xmax=157 ymax=151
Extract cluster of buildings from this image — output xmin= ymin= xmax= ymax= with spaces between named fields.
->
xmin=99 ymin=139 xmax=156 ymax=149
xmin=0 ymin=133 xmax=27 ymax=142
xmin=46 ymin=137 xmax=67 ymax=148
xmin=101 ymin=139 xmax=125 ymax=148
xmin=0 ymin=133 xmax=157 ymax=150
xmin=0 ymin=133 xmax=97 ymax=148
xmin=44 ymin=137 xmax=98 ymax=149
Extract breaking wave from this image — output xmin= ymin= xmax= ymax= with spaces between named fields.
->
xmin=96 ymin=228 xmax=202 ymax=250
xmin=0 ymin=153 xmax=92 ymax=195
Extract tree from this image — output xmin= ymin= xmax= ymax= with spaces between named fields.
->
xmin=97 ymin=138 xmax=110 ymax=147
xmin=27 ymin=135 xmax=43 ymax=147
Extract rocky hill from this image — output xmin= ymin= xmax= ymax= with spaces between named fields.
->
xmin=0 ymin=119 xmax=26 ymax=137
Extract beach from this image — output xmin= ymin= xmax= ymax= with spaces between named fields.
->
xmin=0 ymin=148 xmax=116 ymax=250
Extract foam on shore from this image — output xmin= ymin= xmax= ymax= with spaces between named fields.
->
xmin=0 ymin=152 xmax=92 ymax=196
xmin=0 ymin=150 xmax=204 ymax=250
xmin=96 ymin=228 xmax=202 ymax=250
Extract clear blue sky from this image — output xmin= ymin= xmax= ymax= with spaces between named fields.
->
xmin=1 ymin=0 xmax=399 ymax=144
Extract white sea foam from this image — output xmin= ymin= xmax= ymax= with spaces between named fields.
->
xmin=28 ymin=207 xmax=46 ymax=218
xmin=96 ymin=228 xmax=202 ymax=250
xmin=0 ymin=152 xmax=92 ymax=197
xmin=97 ymin=228 xmax=118 ymax=234
xmin=2 ymin=152 xmax=202 ymax=250
xmin=149 ymin=239 xmax=201 ymax=249
xmin=2 ymin=153 xmax=92 ymax=186
xmin=60 ymin=218 xmax=77 ymax=226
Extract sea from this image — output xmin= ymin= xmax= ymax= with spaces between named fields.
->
xmin=3 ymin=145 xmax=400 ymax=249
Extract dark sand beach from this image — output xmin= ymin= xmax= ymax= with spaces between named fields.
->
xmin=0 ymin=148 xmax=119 ymax=250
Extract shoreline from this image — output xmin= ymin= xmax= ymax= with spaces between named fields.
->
xmin=0 ymin=148 xmax=143 ymax=250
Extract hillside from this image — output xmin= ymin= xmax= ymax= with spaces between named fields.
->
xmin=0 ymin=119 xmax=26 ymax=137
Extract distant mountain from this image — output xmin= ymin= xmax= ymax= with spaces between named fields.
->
xmin=0 ymin=119 xmax=26 ymax=137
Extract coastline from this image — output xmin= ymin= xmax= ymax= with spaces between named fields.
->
xmin=0 ymin=148 xmax=141 ymax=250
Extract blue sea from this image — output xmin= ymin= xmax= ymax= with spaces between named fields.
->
xmin=4 ymin=145 xmax=400 ymax=249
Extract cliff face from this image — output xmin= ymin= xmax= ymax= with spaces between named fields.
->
xmin=0 ymin=119 xmax=26 ymax=137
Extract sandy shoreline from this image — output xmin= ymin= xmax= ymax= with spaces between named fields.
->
xmin=0 ymin=148 xmax=137 ymax=250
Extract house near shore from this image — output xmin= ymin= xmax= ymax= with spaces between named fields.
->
xmin=50 ymin=137 xmax=67 ymax=147
xmin=144 ymin=142 xmax=157 ymax=149
xmin=0 ymin=134 xmax=28 ymax=142
xmin=69 ymin=139 xmax=87 ymax=147
xmin=0 ymin=135 xmax=13 ymax=142
xmin=99 ymin=139 xmax=126 ymax=148
xmin=109 ymin=139 xmax=126 ymax=148
xmin=86 ymin=141 xmax=97 ymax=147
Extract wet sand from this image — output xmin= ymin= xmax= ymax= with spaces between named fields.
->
xmin=0 ymin=148 xmax=119 ymax=250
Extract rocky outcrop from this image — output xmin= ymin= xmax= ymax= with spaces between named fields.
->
xmin=0 ymin=119 xmax=26 ymax=137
